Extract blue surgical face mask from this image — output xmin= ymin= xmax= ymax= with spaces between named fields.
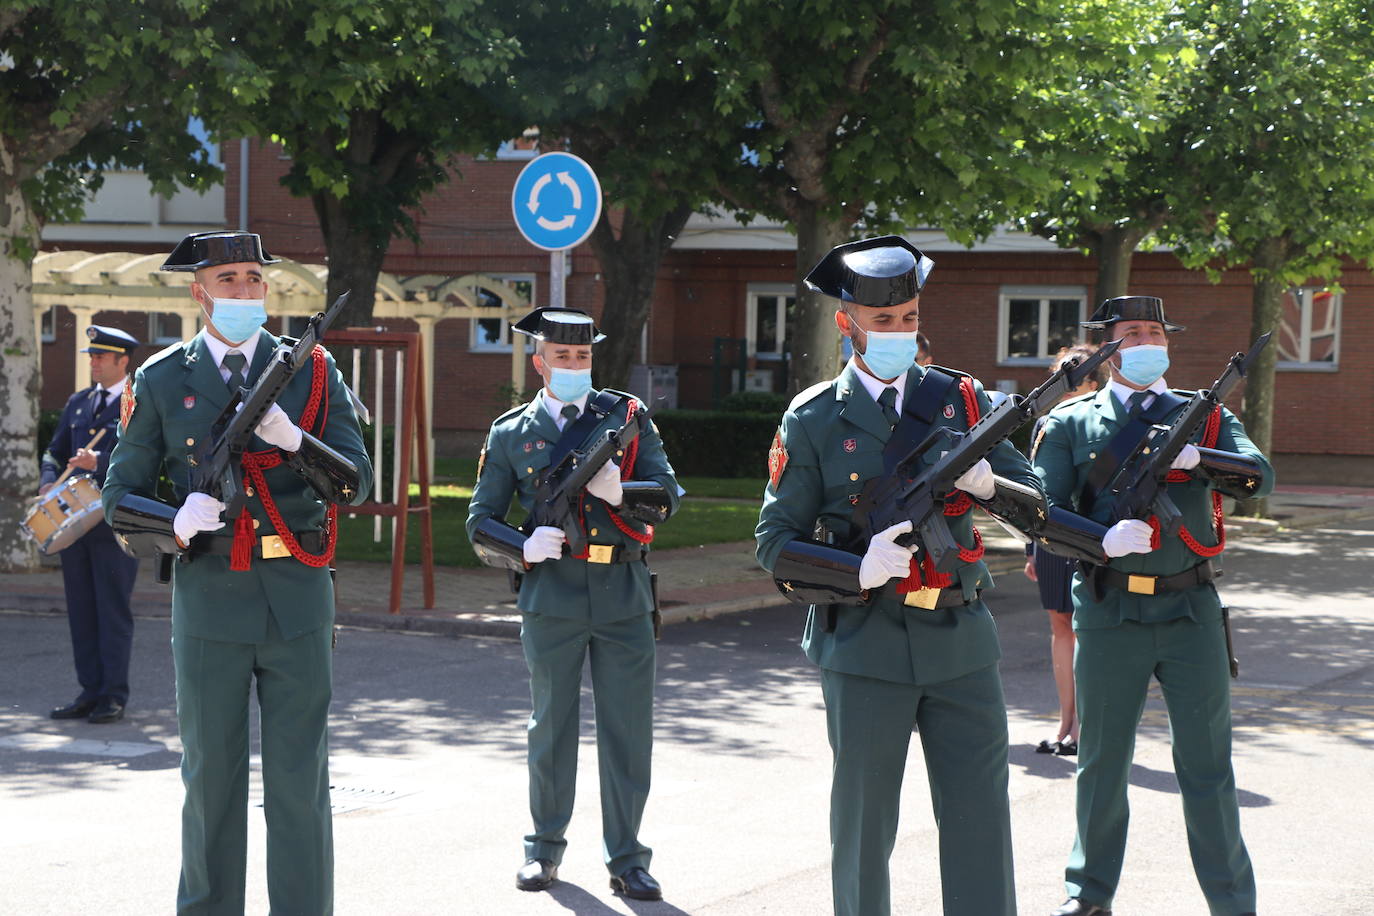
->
xmin=547 ymin=366 xmax=592 ymax=403
xmin=1116 ymin=343 xmax=1170 ymax=387
xmin=857 ymin=329 xmax=919 ymax=380
xmin=204 ymin=298 xmax=267 ymax=345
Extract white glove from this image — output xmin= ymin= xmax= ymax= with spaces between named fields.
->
xmin=174 ymin=492 xmax=227 ymax=544
xmin=1171 ymin=444 xmax=1201 ymax=471
xmin=858 ymin=520 xmax=918 ymax=590
xmin=253 ymin=403 xmax=303 ymax=452
xmin=953 ymin=458 xmax=996 ymax=499
xmin=1102 ymin=519 xmax=1154 ymax=558
xmin=522 ymin=525 xmax=566 ymax=565
xmin=585 ymin=459 xmax=623 ymax=506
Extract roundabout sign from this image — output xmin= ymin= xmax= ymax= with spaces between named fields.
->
xmin=511 ymin=152 xmax=603 ymax=252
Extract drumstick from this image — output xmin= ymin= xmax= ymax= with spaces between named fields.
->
xmin=51 ymin=427 xmax=108 ymax=489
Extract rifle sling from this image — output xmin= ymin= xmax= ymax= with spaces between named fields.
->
xmin=548 ymin=390 xmax=625 ymax=466
xmin=1079 ymin=390 xmax=1187 ymax=512
xmin=883 ymin=367 xmax=959 ymax=474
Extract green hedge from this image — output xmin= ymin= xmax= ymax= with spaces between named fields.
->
xmin=655 ymin=409 xmax=778 ymax=478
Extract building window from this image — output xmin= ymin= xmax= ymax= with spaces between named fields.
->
xmin=1277 ymin=287 xmax=1340 ymax=370
xmin=40 ymin=307 xmax=57 ymax=343
xmin=470 ymin=275 xmax=535 ymax=353
xmin=494 ymin=139 xmax=539 ymax=161
xmin=998 ymin=286 xmax=1088 ymax=364
xmin=746 ymin=284 xmax=796 ymax=360
xmin=148 ymin=312 xmax=183 ymax=345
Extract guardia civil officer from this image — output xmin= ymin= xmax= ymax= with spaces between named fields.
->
xmin=102 ymin=231 xmax=372 ymax=915
xmin=755 ymin=236 xmax=1041 ymax=916
xmin=1031 ymin=296 xmax=1272 ymax=916
xmin=466 ymin=307 xmax=679 ymax=902
xmin=42 ymin=325 xmax=142 ymax=724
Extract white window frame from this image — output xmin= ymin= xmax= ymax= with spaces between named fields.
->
xmin=745 ymin=283 xmax=796 ymax=361
xmin=997 ymin=285 xmax=1089 ymax=366
xmin=147 ymin=312 xmax=184 ymax=346
xmin=1277 ymin=286 xmax=1340 ymax=371
xmin=469 ymin=274 xmax=536 ymax=354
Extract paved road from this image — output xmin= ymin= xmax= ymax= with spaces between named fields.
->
xmin=3 ymin=521 xmax=1371 ymax=915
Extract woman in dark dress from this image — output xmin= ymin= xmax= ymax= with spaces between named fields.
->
xmin=1024 ymin=343 xmax=1106 ymax=756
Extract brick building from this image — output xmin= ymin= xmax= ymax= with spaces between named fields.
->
xmin=37 ymin=139 xmax=1373 ymax=481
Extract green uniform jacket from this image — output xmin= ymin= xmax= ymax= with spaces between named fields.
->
xmin=1031 ymin=386 xmax=1274 ymax=629
xmin=756 ymin=363 xmax=1043 ymax=686
xmin=102 ymin=330 xmax=372 ymax=643
xmin=465 ymin=389 xmax=679 ymax=623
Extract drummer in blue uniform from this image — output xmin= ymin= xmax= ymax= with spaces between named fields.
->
xmin=41 ymin=325 xmax=142 ymax=724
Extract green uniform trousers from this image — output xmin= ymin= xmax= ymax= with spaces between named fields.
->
xmin=821 ymin=663 xmax=1015 ymax=916
xmin=520 ymin=611 xmax=656 ymax=875
xmin=1068 ymin=616 xmax=1256 ymax=915
xmin=171 ymin=618 xmax=334 ymax=915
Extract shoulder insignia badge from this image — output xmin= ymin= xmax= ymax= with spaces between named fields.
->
xmin=184 ymin=395 xmax=196 ymax=410
xmin=119 ymin=385 xmax=136 ymax=432
xmin=477 ymin=444 xmax=487 ymax=480
xmin=843 ymin=438 xmax=857 ymax=453
xmin=522 ymin=441 xmax=533 ymax=453
xmin=768 ymin=427 xmax=789 ymax=489
xmin=943 ymin=403 xmax=956 ymax=419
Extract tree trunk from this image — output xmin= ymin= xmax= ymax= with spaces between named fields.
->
xmin=586 ymin=203 xmax=693 ymax=393
xmin=1235 ymin=238 xmax=1288 ymax=518
xmin=789 ymin=206 xmax=850 ymax=394
xmin=1093 ymin=226 xmax=1146 ymax=305
xmin=313 ymin=192 xmax=390 ymax=330
xmin=0 ymin=154 xmax=42 ymax=572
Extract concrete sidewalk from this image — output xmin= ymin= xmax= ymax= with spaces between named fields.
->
xmin=7 ymin=484 xmax=1373 ymax=638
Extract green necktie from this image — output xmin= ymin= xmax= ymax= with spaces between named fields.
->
xmin=877 ymin=386 xmax=900 ymax=427
xmin=560 ymin=404 xmax=579 ymax=428
xmin=223 ymin=351 xmax=248 ymax=393
xmin=1127 ymin=390 xmax=1151 ymax=417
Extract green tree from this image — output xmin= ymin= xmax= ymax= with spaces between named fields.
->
xmin=201 ymin=0 xmax=520 ymax=329
xmin=670 ymin=0 xmax=1167 ymax=391
xmin=499 ymin=1 xmax=742 ymax=391
xmin=1161 ymin=0 xmax=1374 ymax=514
xmin=0 ymin=0 xmax=216 ymax=571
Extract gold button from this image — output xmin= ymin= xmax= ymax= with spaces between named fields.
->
xmin=590 ymin=527 xmax=599 ymax=536
xmin=253 ymin=519 xmax=260 ymax=529
xmin=526 ymin=466 xmax=534 ymax=474
xmin=849 ymin=472 xmax=859 ymax=481
xmin=1089 ymin=452 xmax=1096 ymax=459
xmin=88 ymin=428 xmax=96 ymax=435
xmin=1142 ymin=447 xmax=1151 ymax=455
xmin=616 ymin=449 xmax=623 ymax=457
xmin=186 ymin=437 xmax=195 ymax=446
xmin=245 ymin=486 xmax=254 ymax=498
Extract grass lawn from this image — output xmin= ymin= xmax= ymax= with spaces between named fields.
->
xmin=335 ymin=460 xmax=766 ymax=568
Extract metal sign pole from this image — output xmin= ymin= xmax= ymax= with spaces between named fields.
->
xmin=549 ymin=249 xmax=566 ymax=309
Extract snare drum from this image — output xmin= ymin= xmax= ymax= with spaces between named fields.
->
xmin=22 ymin=475 xmax=105 ymax=555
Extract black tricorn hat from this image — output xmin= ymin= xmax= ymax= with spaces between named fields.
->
xmin=160 ymin=231 xmax=279 ymax=272
xmin=1081 ymin=296 xmax=1185 ymax=332
xmin=803 ymin=235 xmax=935 ymax=307
xmin=511 ymin=307 xmax=606 ymax=345
xmin=81 ymin=324 xmax=141 ymax=355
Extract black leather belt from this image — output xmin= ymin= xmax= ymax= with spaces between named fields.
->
xmin=1096 ymin=560 xmax=1217 ymax=596
xmin=582 ymin=543 xmax=648 ymax=565
xmin=887 ymin=585 xmax=981 ymax=610
xmin=195 ymin=530 xmax=326 ymax=559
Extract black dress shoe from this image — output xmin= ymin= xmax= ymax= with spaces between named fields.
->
xmin=1051 ymin=898 xmax=1112 ymax=916
xmin=610 ymin=866 xmax=662 ymax=901
xmin=515 ymin=858 xmax=557 ymax=891
xmin=88 ymin=699 xmax=125 ymax=724
xmin=50 ymin=698 xmax=96 ymax=720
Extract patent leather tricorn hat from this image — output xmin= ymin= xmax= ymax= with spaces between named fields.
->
xmin=511 ymin=307 xmax=606 ymax=345
xmin=161 ymin=231 xmax=280 ymax=272
xmin=803 ymin=235 xmax=935 ymax=307
xmin=1081 ymin=295 xmax=1185 ymax=332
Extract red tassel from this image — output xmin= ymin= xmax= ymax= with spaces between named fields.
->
xmin=230 ymin=509 xmax=254 ymax=571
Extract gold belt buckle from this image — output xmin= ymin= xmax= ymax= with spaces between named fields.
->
xmin=1127 ymin=574 xmax=1156 ymax=595
xmin=260 ymin=534 xmax=291 ymax=560
xmin=586 ymin=544 xmax=615 ymax=564
xmin=904 ymin=587 xmax=942 ymax=610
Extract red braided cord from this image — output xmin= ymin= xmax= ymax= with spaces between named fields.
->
xmin=604 ymin=397 xmax=654 ymax=545
xmin=1149 ymin=405 xmax=1225 ymax=556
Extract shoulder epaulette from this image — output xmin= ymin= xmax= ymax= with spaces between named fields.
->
xmin=494 ymin=402 xmax=526 ymax=424
xmin=139 ymin=341 xmax=187 ymax=371
xmin=924 ymin=363 xmax=968 ymax=382
xmin=788 ymin=380 xmax=832 ymax=412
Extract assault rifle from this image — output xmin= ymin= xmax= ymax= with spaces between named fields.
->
xmin=851 ymin=339 xmax=1121 ymax=573
xmin=189 ymin=290 xmax=350 ymax=519
xmin=528 ymin=401 xmax=658 ymax=557
xmin=1106 ymin=331 xmax=1270 ymax=537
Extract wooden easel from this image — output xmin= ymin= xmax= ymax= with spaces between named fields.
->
xmin=330 ymin=329 xmax=435 ymax=614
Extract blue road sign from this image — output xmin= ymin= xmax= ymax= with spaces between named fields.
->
xmin=511 ymin=152 xmax=603 ymax=251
